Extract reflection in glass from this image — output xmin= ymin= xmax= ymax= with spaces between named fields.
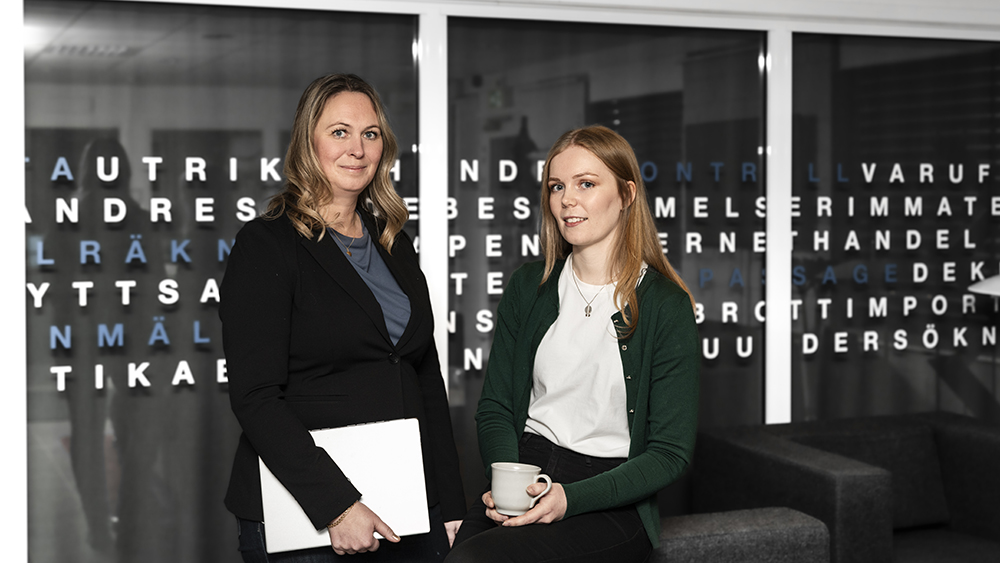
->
xmin=448 ymin=17 xmax=765 ymax=511
xmin=792 ymin=34 xmax=1000 ymax=423
xmin=25 ymin=3 xmax=417 ymax=561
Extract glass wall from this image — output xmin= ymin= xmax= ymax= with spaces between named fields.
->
xmin=792 ymin=34 xmax=1000 ymax=422
xmin=446 ymin=17 xmax=767 ymax=506
xmin=24 ymin=2 xmax=417 ymax=561
xmin=25 ymin=1 xmax=1000 ymax=560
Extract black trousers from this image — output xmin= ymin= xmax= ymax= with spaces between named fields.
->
xmin=446 ymin=434 xmax=651 ymax=563
xmin=237 ymin=505 xmax=450 ymax=563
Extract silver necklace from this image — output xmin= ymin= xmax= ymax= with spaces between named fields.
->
xmin=571 ymin=268 xmax=608 ymax=317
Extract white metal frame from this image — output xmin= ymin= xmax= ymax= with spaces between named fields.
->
xmin=765 ymin=28 xmax=793 ymax=424
xmin=8 ymin=0 xmax=1000 ymax=558
xmin=2 ymin=1 xmax=25 ymax=560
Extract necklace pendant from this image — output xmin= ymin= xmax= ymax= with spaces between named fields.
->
xmin=346 ymin=250 xmax=352 ymax=256
xmin=585 ymin=304 xmax=592 ymax=317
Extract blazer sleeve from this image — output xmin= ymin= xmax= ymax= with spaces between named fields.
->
xmin=561 ymin=288 xmax=700 ymax=518
xmin=221 ymin=220 xmax=360 ymax=530
xmin=416 ymin=334 xmax=468 ymax=521
xmin=396 ymin=231 xmax=468 ymax=521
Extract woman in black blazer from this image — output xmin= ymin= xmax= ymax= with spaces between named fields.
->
xmin=220 ymin=74 xmax=465 ymax=562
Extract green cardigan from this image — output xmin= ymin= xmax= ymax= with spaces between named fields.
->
xmin=475 ymin=259 xmax=700 ymax=548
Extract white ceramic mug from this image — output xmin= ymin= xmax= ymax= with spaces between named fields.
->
xmin=490 ymin=462 xmax=553 ymax=516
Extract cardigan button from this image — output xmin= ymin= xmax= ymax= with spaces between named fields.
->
xmin=388 ymin=353 xmax=400 ymax=365
xmin=621 ymin=345 xmax=627 ymax=351
xmin=626 ymin=375 xmax=632 ymax=380
xmin=629 ymin=409 xmax=634 ymax=414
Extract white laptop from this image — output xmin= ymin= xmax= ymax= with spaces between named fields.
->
xmin=259 ymin=418 xmax=429 ymax=553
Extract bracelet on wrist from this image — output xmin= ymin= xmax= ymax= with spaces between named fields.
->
xmin=327 ymin=501 xmax=357 ymax=529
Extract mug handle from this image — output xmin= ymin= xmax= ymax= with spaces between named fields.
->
xmin=528 ymin=474 xmax=553 ymax=508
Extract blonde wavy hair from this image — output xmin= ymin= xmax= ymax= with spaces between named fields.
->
xmin=539 ymin=125 xmax=695 ymax=336
xmin=265 ymin=73 xmax=407 ymax=252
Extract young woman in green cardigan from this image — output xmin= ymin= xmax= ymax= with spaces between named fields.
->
xmin=446 ymin=125 xmax=700 ymax=562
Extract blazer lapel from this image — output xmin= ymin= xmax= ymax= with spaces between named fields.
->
xmin=362 ymin=212 xmax=422 ymax=351
xmin=300 ymin=232 xmax=392 ymax=346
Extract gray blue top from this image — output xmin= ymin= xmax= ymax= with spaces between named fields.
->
xmin=328 ymin=215 xmax=411 ymax=345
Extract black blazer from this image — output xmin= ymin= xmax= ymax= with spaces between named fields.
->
xmin=220 ymin=210 xmax=465 ymax=530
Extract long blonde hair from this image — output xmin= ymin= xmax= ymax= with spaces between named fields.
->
xmin=265 ymin=73 xmax=407 ymax=252
xmin=539 ymin=125 xmax=695 ymax=336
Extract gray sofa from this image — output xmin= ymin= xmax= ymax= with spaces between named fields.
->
xmin=691 ymin=411 xmax=1000 ymax=563
xmin=655 ymin=507 xmax=830 ymax=563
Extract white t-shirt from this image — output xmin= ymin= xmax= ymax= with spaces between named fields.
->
xmin=524 ymin=254 xmax=631 ymax=458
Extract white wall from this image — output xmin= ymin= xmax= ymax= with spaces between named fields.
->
xmin=2 ymin=1 xmax=25 ymax=561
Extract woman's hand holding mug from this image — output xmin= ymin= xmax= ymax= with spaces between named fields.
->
xmin=484 ymin=462 xmax=564 ymax=526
